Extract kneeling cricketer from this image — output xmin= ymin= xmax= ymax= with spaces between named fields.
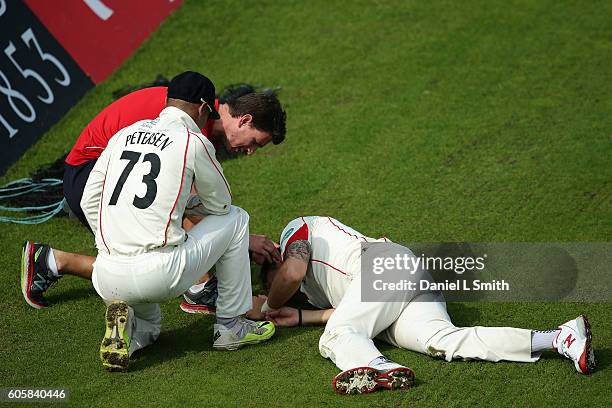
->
xmin=258 ymin=216 xmax=596 ymax=394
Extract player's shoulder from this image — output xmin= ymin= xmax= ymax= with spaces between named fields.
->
xmin=188 ymin=128 xmax=213 ymax=145
xmin=100 ymin=87 xmax=166 ymax=119
xmin=118 ymin=86 xmax=167 ymax=103
xmin=116 ymin=118 xmax=158 ymax=135
xmin=279 ymin=216 xmax=318 ymax=246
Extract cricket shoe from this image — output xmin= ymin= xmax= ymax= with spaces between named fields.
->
xmin=332 ymin=365 xmax=415 ymax=395
xmin=100 ymin=301 xmax=131 ymax=372
xmin=180 ymin=276 xmax=218 ymax=315
xmin=21 ymin=241 xmax=61 ymax=309
xmin=212 ymin=317 xmax=275 ymax=350
xmin=553 ymin=315 xmax=595 ymax=374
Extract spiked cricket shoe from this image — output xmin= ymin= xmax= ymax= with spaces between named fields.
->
xmin=21 ymin=241 xmax=61 ymax=309
xmin=100 ymin=301 xmax=131 ymax=372
xmin=212 ymin=317 xmax=275 ymax=350
xmin=332 ymin=366 xmax=415 ymax=395
xmin=553 ymin=315 xmax=595 ymax=374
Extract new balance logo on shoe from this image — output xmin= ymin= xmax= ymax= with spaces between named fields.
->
xmin=213 ymin=331 xmax=221 ymax=342
xmin=564 ymin=334 xmax=576 ymax=348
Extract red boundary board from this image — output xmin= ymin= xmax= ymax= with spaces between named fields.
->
xmin=23 ymin=0 xmax=183 ymax=83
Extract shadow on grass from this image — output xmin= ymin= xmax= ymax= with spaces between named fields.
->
xmin=593 ymin=347 xmax=610 ymax=372
xmin=46 ymin=285 xmax=97 ymax=304
xmin=129 ymin=319 xmax=213 ymax=371
xmin=129 ymin=317 xmax=312 ymax=372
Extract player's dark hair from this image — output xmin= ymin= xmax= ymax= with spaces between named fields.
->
xmin=217 ymin=83 xmax=257 ymax=104
xmin=226 ymin=92 xmax=286 ymax=145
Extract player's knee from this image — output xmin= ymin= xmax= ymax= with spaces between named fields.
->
xmin=423 ymin=325 xmax=463 ymax=361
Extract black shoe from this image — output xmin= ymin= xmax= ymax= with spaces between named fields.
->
xmin=180 ymin=276 xmax=218 ymax=315
xmin=20 ymin=241 xmax=61 ymax=309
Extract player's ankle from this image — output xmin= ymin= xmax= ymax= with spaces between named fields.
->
xmin=369 ymin=355 xmax=404 ymax=372
xmin=531 ymin=329 xmax=560 ymax=353
xmin=47 ymin=248 xmax=60 ymax=277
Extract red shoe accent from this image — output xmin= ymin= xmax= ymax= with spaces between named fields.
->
xmin=332 ymin=366 xmax=415 ymax=395
xmin=21 ymin=241 xmax=46 ymax=309
xmin=179 ymin=300 xmax=216 ymax=315
xmin=564 ymin=334 xmax=576 ymax=348
xmin=377 ymin=367 xmax=415 ymax=390
xmin=332 ymin=367 xmax=379 ymax=395
xmin=578 ymin=315 xmax=595 ymax=374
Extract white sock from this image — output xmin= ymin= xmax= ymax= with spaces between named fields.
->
xmin=531 ymin=329 xmax=560 ymax=353
xmin=369 ymin=355 xmax=403 ymax=371
xmin=369 ymin=356 xmax=388 ymax=367
xmin=189 ymin=283 xmax=206 ymax=294
xmin=47 ymin=249 xmax=60 ymax=277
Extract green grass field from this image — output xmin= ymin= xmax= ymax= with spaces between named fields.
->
xmin=1 ymin=0 xmax=611 ymax=406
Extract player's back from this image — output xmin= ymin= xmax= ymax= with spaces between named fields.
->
xmin=66 ymin=87 xmax=167 ymax=166
xmin=96 ymin=107 xmax=211 ymax=256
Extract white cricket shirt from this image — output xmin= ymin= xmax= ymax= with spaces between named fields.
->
xmin=279 ymin=216 xmax=388 ymax=308
xmin=84 ymin=106 xmax=231 ymax=256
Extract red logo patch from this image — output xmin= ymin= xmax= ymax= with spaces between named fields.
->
xmin=564 ymin=334 xmax=576 ymax=348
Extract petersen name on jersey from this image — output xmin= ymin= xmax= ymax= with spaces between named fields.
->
xmin=93 ymin=107 xmax=231 ymax=256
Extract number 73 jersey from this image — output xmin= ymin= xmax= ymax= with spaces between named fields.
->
xmin=83 ymin=106 xmax=232 ymax=256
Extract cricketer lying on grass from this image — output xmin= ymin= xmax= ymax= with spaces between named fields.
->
xmin=257 ymin=216 xmax=596 ymax=394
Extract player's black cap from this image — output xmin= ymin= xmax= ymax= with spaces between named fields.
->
xmin=167 ymin=71 xmax=220 ymax=119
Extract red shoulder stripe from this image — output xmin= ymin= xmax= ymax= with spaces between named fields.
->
xmin=99 ymin=163 xmax=111 ymax=254
xmin=163 ymin=127 xmax=190 ymax=246
xmin=327 ymin=217 xmax=368 ymax=242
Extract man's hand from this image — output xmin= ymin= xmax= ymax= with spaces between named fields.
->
xmin=265 ymin=307 xmax=299 ymax=327
xmin=245 ymin=294 xmax=268 ymax=320
xmin=249 ymin=234 xmax=281 ymax=265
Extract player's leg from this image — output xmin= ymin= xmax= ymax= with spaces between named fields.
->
xmin=93 ymin=254 xmax=168 ymax=371
xmin=20 ymin=241 xmax=95 ymax=308
xmin=320 ymin=275 xmax=415 ymax=394
xmin=63 ymin=160 xmax=97 ymax=233
xmin=381 ymin=292 xmax=536 ymax=362
xmin=127 ymin=303 xmax=162 ymax=354
xmin=381 ymin=293 xmax=595 ymax=373
xmin=52 ymin=249 xmax=94 ymax=279
xmin=173 ymin=205 xmax=274 ymax=349
xmin=20 ymin=160 xmax=98 ymax=308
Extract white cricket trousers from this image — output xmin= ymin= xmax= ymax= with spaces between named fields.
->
xmin=92 ymin=205 xmax=253 ymax=355
xmin=319 ymin=276 xmax=538 ymax=371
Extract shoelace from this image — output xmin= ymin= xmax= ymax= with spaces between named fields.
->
xmin=239 ymin=317 xmax=267 ymax=335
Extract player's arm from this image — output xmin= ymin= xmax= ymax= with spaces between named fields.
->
xmin=266 ymin=239 xmax=311 ymax=309
xmin=266 ymin=307 xmax=335 ymax=327
xmin=193 ymin=137 xmax=231 ymax=215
